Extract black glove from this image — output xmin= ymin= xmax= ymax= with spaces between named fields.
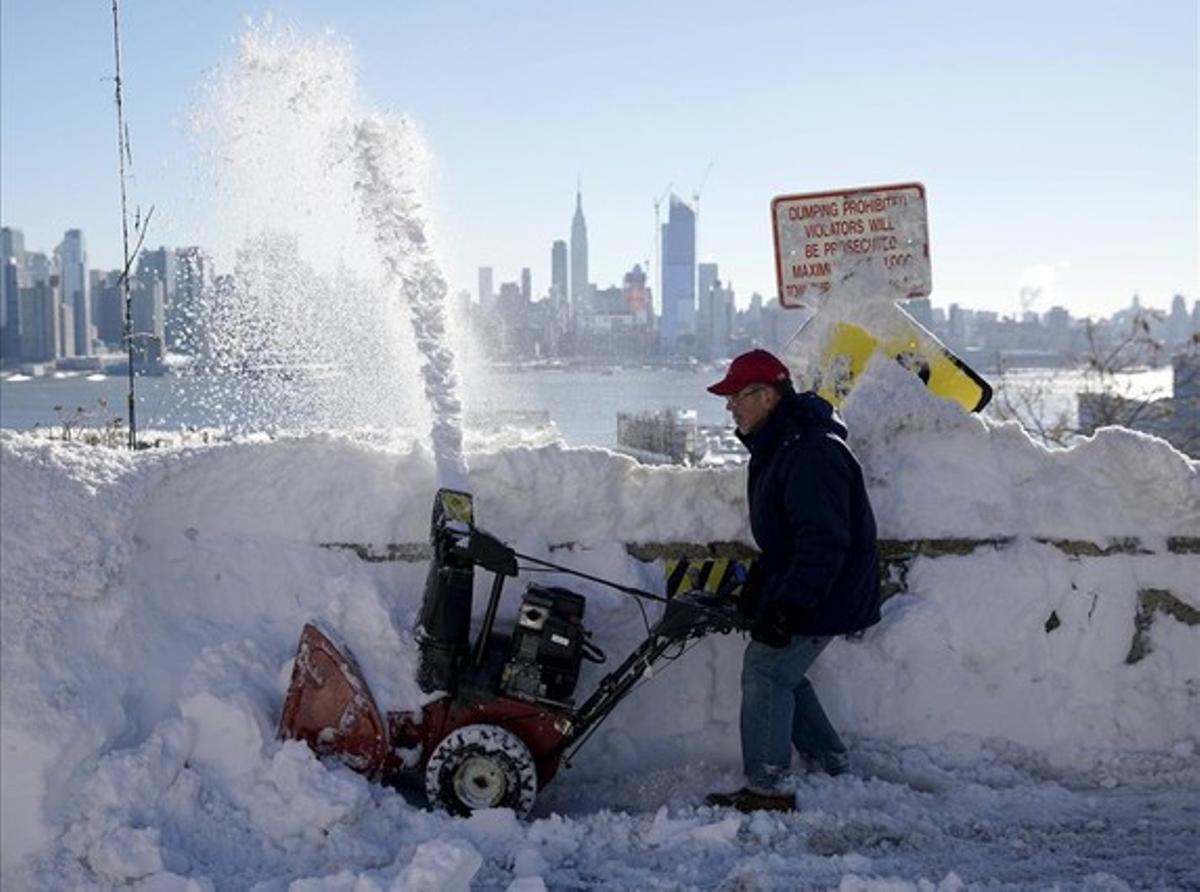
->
xmin=735 ymin=560 xmax=766 ymax=625
xmin=750 ymin=602 xmax=792 ymax=649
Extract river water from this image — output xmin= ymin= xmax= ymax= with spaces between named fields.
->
xmin=0 ymin=365 xmax=1174 ymax=448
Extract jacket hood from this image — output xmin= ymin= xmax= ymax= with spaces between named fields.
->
xmin=739 ymin=390 xmax=848 ymax=451
xmin=783 ymin=390 xmax=848 ymax=439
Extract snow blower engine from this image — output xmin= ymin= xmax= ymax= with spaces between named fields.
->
xmin=279 ymin=488 xmax=743 ymax=817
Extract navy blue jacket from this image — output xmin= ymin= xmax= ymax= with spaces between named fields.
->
xmin=739 ymin=390 xmax=881 ymax=636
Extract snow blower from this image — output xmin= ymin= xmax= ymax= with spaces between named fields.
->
xmin=279 ymin=488 xmax=744 ymax=817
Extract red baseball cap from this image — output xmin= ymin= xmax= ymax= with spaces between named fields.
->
xmin=706 ymin=349 xmax=791 ymax=396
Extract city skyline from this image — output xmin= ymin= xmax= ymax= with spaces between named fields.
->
xmin=5 ymin=220 xmax=1195 ymax=368
xmin=5 ymin=219 xmax=1196 ymax=322
xmin=1 ymin=1 xmax=1196 ymax=321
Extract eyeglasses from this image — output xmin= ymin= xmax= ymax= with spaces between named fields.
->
xmin=726 ymin=385 xmax=769 ymax=406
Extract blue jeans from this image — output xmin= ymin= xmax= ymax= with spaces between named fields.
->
xmin=740 ymin=635 xmax=848 ymax=791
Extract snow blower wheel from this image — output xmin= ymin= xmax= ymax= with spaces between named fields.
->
xmin=424 ymin=724 xmax=538 ymax=817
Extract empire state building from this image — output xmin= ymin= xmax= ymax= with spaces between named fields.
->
xmin=570 ymin=188 xmax=588 ymax=312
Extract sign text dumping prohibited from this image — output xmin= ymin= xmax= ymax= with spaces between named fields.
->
xmin=772 ymin=182 xmax=931 ymax=308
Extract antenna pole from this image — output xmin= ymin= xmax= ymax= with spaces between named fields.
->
xmin=111 ymin=0 xmax=137 ymax=449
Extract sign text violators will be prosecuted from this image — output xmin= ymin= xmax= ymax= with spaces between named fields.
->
xmin=772 ymin=183 xmax=931 ymax=308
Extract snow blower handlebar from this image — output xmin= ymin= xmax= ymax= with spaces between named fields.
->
xmin=429 ymin=484 xmax=716 ymax=609
xmin=506 ymin=547 xmax=747 ymax=639
xmin=509 ymin=549 xmax=672 ymax=605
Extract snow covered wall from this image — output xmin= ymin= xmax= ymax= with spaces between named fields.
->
xmin=1 ymin=362 xmax=1197 ymax=888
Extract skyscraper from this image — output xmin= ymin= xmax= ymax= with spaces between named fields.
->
xmin=570 ymin=187 xmax=588 ymax=313
xmin=2 ymin=259 xmax=20 ymax=361
xmin=138 ymin=247 xmax=176 ymax=282
xmin=25 ymin=252 xmax=50 ymax=286
xmin=698 ymin=263 xmax=719 ymax=311
xmin=623 ymin=264 xmax=649 ymax=316
xmin=20 ymin=276 xmax=60 ymax=362
xmin=58 ymin=289 xmax=76 ymax=358
xmin=173 ymin=247 xmax=209 ymax=352
xmin=93 ymin=270 xmax=125 ymax=347
xmin=125 ymin=247 xmax=175 ymax=361
xmin=1 ymin=228 xmax=26 ymax=356
xmin=59 ymin=229 xmax=91 ymax=356
xmin=697 ymin=262 xmax=719 ymax=360
xmin=660 ymin=195 xmax=696 ymax=354
xmin=711 ymin=278 xmax=734 ymax=360
xmin=551 ymin=240 xmax=567 ymax=310
xmin=1 ymin=227 xmax=25 ymax=335
xmin=0 ymin=227 xmax=24 ymax=267
xmin=1167 ymin=294 xmax=1191 ymax=347
xmin=520 ymin=267 xmax=531 ymax=304
xmin=478 ymin=266 xmax=494 ymax=312
xmin=133 ymin=276 xmax=165 ymax=358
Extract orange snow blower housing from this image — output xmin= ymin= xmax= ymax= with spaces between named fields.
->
xmin=279 ymin=488 xmax=742 ymax=816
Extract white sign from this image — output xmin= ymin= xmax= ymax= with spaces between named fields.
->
xmin=772 ymin=182 xmax=931 ymax=308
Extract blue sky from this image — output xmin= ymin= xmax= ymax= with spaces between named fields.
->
xmin=1 ymin=0 xmax=1196 ymax=318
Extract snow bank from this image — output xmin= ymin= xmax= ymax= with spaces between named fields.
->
xmin=842 ymin=356 xmax=1200 ymax=540
xmin=1 ymin=370 xmax=1197 ymax=888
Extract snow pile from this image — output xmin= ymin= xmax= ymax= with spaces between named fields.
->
xmin=842 ymin=356 xmax=1200 ymax=539
xmin=2 ymin=370 xmax=1198 ymax=888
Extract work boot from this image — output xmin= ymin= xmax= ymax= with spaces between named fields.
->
xmin=704 ymin=787 xmax=794 ymax=813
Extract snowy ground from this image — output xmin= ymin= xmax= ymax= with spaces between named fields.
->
xmin=535 ymin=752 xmax=1200 ymax=891
xmin=2 ymin=363 xmax=1198 ymax=890
xmin=25 ymin=739 xmax=1200 ymax=890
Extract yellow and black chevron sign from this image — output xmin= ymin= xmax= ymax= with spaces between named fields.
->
xmin=664 ymin=557 xmax=754 ymax=600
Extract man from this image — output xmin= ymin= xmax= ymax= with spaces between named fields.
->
xmin=704 ymin=349 xmax=881 ymax=813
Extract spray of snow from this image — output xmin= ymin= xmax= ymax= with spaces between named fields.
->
xmin=352 ymin=116 xmax=467 ymax=489
xmin=181 ymin=21 xmax=467 ymax=487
